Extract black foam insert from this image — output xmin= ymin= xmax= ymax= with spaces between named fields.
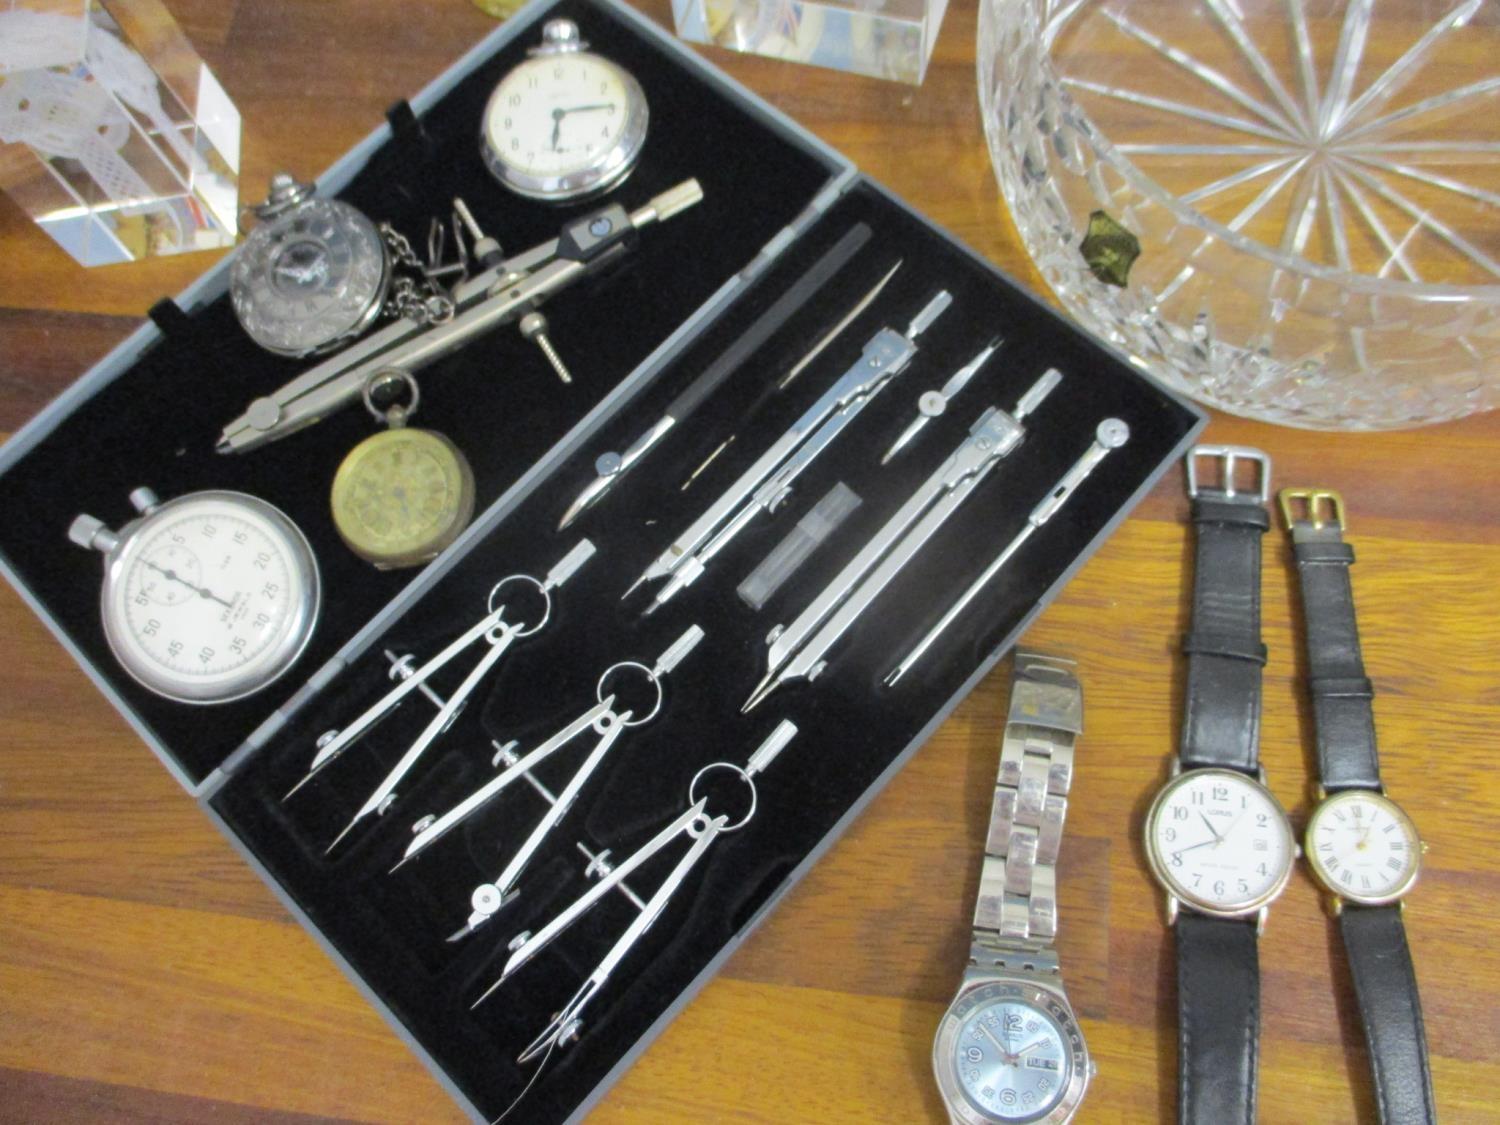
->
xmin=0 ymin=0 xmax=836 ymax=786
xmin=208 ymin=179 xmax=1201 ymax=1122
xmin=0 ymin=1 xmax=1202 ymax=1117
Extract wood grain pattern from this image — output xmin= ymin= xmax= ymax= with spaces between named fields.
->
xmin=1 ymin=1 xmax=1497 ymax=1122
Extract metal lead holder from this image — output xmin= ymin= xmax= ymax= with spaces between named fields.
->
xmin=623 ymin=290 xmax=954 ymax=614
xmin=556 ymin=223 xmax=878 ymax=531
xmin=217 ymin=180 xmax=704 ymax=454
xmin=471 ymin=719 xmax=799 ymax=1067
xmin=741 ymin=369 xmax=1062 ymax=713
xmin=387 ymin=625 xmax=706 ymax=944
xmin=283 ymin=541 xmax=596 ymax=853
xmin=884 ymin=418 xmax=1131 ymax=686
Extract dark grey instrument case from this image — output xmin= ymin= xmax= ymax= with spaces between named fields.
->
xmin=0 ymin=0 xmax=1204 ymax=1118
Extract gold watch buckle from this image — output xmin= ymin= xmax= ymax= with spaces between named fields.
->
xmin=1278 ymin=487 xmax=1346 ymax=532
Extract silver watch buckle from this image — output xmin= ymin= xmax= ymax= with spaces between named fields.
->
xmin=1186 ymin=444 xmax=1271 ymax=503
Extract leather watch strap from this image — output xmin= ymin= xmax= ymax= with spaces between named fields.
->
xmin=1181 ymin=448 xmax=1271 ymax=774
xmin=1340 ymin=906 xmax=1437 ymax=1125
xmin=1177 ymin=913 xmax=1259 ymax=1125
xmin=1283 ymin=492 xmax=1381 ymax=790
xmin=1281 ymin=490 xmax=1435 ymax=1125
xmin=1172 ymin=448 xmax=1271 ymax=1125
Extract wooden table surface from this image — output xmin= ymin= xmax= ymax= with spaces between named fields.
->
xmin=2 ymin=1 xmax=1497 ymax=1121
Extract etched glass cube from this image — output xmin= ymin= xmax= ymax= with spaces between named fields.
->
xmin=671 ymin=0 xmax=949 ymax=85
xmin=0 ymin=0 xmax=240 ymax=266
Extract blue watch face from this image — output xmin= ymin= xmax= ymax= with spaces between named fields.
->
xmin=952 ymin=999 xmax=1071 ymax=1122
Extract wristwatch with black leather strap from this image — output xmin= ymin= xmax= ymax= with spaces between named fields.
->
xmin=1279 ymin=487 xmax=1435 ymax=1125
xmin=1143 ymin=446 xmax=1298 ymax=1125
xmin=931 ymin=652 xmax=1093 ymax=1125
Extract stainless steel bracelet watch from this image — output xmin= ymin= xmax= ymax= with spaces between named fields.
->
xmin=933 ymin=652 xmax=1093 ymax=1125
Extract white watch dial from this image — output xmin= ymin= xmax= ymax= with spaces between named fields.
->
xmin=94 ymin=492 xmax=321 ymax=704
xmin=480 ymin=37 xmax=647 ymax=202
xmin=487 ymin=54 xmax=631 ymax=176
xmin=1146 ymin=768 xmax=1296 ymax=916
xmin=1306 ymin=790 xmax=1421 ymax=904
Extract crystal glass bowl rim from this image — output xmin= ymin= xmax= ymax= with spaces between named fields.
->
xmin=1021 ymin=1 xmax=1499 ymax=304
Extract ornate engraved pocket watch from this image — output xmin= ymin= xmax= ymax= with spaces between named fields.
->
xmin=329 ymin=368 xmax=476 ymax=570
xmin=230 ymin=174 xmax=455 ymax=358
xmin=481 ymin=19 xmax=649 ymax=203
xmin=230 ymin=174 xmax=392 ymax=358
xmin=69 ymin=488 xmax=321 ymax=704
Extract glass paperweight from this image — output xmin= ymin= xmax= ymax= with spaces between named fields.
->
xmin=672 ymin=0 xmax=949 ymax=84
xmin=0 ymin=0 xmax=240 ymax=267
xmin=979 ymin=0 xmax=1500 ymax=430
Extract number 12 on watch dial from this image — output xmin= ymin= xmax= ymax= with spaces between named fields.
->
xmin=1145 ymin=768 xmax=1297 ymax=917
xmin=1306 ymin=790 xmax=1421 ymax=904
xmin=480 ymin=20 xmax=648 ymax=203
xmin=934 ymin=981 xmax=1089 ymax=1125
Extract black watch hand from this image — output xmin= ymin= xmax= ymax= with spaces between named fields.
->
xmin=145 ymin=561 xmax=233 ymax=608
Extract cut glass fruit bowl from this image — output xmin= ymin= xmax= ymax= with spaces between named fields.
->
xmin=978 ymin=0 xmax=1500 ymax=429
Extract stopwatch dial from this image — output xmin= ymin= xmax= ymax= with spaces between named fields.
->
xmin=137 ymin=542 xmax=203 ymax=607
xmin=482 ymin=51 xmax=647 ymax=200
xmin=104 ymin=494 xmax=319 ymax=703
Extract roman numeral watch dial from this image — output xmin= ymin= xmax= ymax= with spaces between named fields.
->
xmin=1305 ymin=790 xmax=1421 ymax=904
xmin=481 ymin=19 xmax=648 ymax=203
xmin=1278 ymin=486 xmax=1436 ymax=1123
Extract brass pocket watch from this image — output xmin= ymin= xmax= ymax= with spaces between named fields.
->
xmin=330 ymin=369 xmax=476 ymax=570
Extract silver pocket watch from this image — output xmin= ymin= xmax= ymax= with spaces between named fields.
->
xmin=481 ymin=19 xmax=649 ymax=203
xmin=230 ymin=174 xmax=393 ymax=358
xmin=230 ymin=175 xmax=458 ymax=358
xmin=70 ymin=488 xmax=321 ymax=705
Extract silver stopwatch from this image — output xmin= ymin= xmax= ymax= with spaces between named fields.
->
xmin=69 ymin=487 xmax=321 ymax=705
